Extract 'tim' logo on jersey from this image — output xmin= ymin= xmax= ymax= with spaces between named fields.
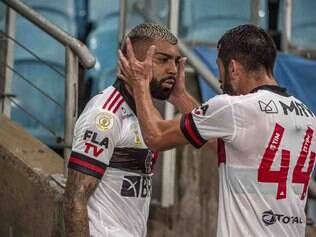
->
xmin=83 ymin=130 xmax=109 ymax=157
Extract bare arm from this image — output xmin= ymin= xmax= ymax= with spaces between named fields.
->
xmin=63 ymin=169 xmax=99 ymax=237
xmin=170 ymin=91 xmax=199 ymax=114
xmin=167 ymin=56 xmax=199 ymax=113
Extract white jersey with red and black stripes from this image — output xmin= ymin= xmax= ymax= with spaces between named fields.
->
xmin=180 ymin=85 xmax=316 ymax=237
xmin=68 ymin=80 xmax=158 ymax=237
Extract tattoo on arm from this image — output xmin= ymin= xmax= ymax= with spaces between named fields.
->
xmin=63 ymin=169 xmax=99 ymax=237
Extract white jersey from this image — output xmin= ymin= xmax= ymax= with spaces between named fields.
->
xmin=68 ymin=80 xmax=158 ymax=237
xmin=180 ymin=85 xmax=316 ymax=237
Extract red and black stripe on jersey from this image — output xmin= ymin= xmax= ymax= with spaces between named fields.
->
xmin=217 ymin=138 xmax=226 ymax=165
xmin=68 ymin=151 xmax=108 ymax=179
xmin=101 ymin=80 xmax=137 ymax=115
xmin=102 ymin=88 xmax=125 ymax=113
xmin=180 ymin=113 xmax=207 ymax=148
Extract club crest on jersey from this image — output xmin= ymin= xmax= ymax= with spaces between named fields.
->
xmin=96 ymin=112 xmax=114 ymax=131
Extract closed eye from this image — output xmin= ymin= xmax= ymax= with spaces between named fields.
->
xmin=156 ymin=57 xmax=169 ymax=63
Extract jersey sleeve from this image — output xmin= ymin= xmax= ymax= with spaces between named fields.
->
xmin=68 ymin=107 xmax=121 ymax=179
xmin=180 ymin=94 xmax=235 ymax=148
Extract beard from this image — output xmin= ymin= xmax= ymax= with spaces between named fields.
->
xmin=150 ymin=76 xmax=176 ymax=100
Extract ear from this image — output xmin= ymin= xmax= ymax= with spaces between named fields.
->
xmin=229 ymin=59 xmax=241 ymax=81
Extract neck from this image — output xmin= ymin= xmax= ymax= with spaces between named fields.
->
xmin=240 ymin=72 xmax=277 ymax=94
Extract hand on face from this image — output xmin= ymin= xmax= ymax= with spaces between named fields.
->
xmin=117 ymin=37 xmax=156 ymax=95
xmin=168 ymin=57 xmax=187 ymax=104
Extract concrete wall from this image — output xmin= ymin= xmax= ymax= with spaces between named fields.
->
xmin=0 ymin=115 xmax=64 ymax=237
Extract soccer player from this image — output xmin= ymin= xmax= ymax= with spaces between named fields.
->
xmin=63 ymin=23 xmax=194 ymax=237
xmin=118 ymin=24 xmax=316 ymax=237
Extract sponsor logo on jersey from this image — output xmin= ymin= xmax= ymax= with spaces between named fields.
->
xmin=144 ymin=151 xmax=153 ymax=174
xmin=121 ymin=107 xmax=127 ymax=114
xmin=279 ymin=100 xmax=315 ymax=117
xmin=258 ymin=100 xmax=278 ymax=113
xmin=83 ymin=130 xmax=109 ymax=157
xmin=122 ymin=113 xmax=134 ymax=120
xmin=95 ymin=112 xmax=114 ymax=131
xmin=258 ymin=99 xmax=315 ymax=118
xmin=121 ymin=176 xmax=152 ymax=198
xmin=83 ymin=130 xmax=109 ymax=148
xmin=121 ymin=107 xmax=134 ymax=120
xmin=262 ymin=210 xmax=303 ymax=226
xmin=131 ymin=123 xmax=143 ymax=146
xmin=193 ymin=104 xmax=209 ymax=116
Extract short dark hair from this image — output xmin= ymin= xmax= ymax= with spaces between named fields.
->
xmin=217 ymin=24 xmax=277 ymax=75
xmin=121 ymin=22 xmax=177 ymax=55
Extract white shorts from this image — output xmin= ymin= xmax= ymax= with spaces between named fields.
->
xmin=90 ymin=226 xmax=136 ymax=237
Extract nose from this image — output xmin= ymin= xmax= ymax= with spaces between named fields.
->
xmin=167 ymin=60 xmax=177 ymax=75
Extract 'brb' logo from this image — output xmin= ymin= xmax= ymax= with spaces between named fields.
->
xmin=121 ymin=176 xmax=152 ymax=198
xmin=262 ymin=210 xmax=303 ymax=226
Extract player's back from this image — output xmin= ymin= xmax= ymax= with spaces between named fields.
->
xmin=217 ymin=86 xmax=316 ymax=237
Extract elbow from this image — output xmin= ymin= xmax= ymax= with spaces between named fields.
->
xmin=144 ymin=135 xmax=164 ymax=151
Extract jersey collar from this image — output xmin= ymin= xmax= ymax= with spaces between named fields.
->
xmin=250 ymin=85 xmax=290 ymax=97
xmin=113 ymin=79 xmax=137 ymax=114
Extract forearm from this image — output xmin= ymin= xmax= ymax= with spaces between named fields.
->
xmin=63 ymin=170 xmax=99 ymax=237
xmin=133 ymin=84 xmax=164 ymax=149
xmin=170 ymin=91 xmax=199 ymax=114
xmin=64 ymin=191 xmax=90 ymax=237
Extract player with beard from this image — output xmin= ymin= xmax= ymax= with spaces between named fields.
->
xmin=118 ymin=24 xmax=316 ymax=237
xmin=63 ymin=23 xmax=197 ymax=237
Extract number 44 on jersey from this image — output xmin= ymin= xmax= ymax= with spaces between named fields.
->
xmin=258 ymin=123 xmax=315 ymax=200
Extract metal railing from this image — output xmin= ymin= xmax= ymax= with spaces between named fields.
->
xmin=0 ymin=0 xmax=96 ymax=177
xmin=280 ymin=0 xmax=316 ymax=58
xmin=281 ymin=0 xmax=292 ymax=52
